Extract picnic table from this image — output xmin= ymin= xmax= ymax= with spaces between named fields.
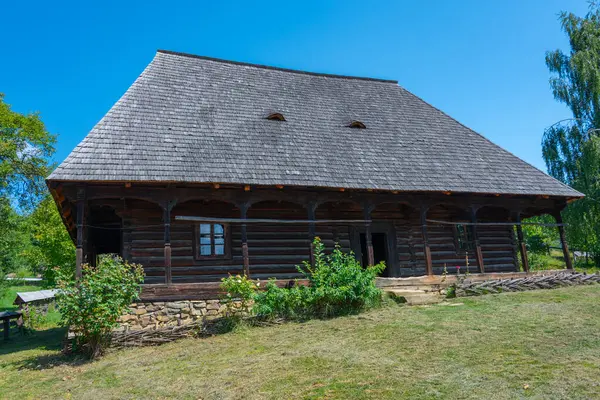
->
xmin=0 ymin=311 xmax=22 ymax=340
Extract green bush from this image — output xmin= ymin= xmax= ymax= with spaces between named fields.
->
xmin=220 ymin=274 xmax=257 ymax=316
xmin=55 ymin=255 xmax=144 ymax=359
xmin=253 ymin=237 xmax=385 ymax=320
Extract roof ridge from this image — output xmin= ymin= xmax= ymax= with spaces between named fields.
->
xmin=156 ymin=49 xmax=399 ymax=84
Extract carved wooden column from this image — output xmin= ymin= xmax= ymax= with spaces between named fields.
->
xmin=163 ymin=201 xmax=174 ymax=286
xmin=514 ymin=212 xmax=529 ymax=273
xmin=307 ymin=202 xmax=317 ymax=266
xmin=240 ymin=202 xmax=250 ymax=276
xmin=470 ymin=207 xmax=485 ymax=273
xmin=420 ymin=205 xmax=433 ymax=276
xmin=75 ymin=187 xmax=86 ymax=280
xmin=363 ymin=203 xmax=375 ymax=266
xmin=121 ymin=199 xmax=133 ymax=262
xmin=553 ymin=211 xmax=573 ymax=270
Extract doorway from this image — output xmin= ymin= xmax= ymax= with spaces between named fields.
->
xmin=359 ymin=232 xmax=390 ymax=276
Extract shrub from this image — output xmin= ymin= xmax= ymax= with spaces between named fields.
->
xmin=55 ymin=255 xmax=144 ymax=359
xmin=253 ymin=237 xmax=385 ymax=320
xmin=220 ymin=274 xmax=258 ymax=316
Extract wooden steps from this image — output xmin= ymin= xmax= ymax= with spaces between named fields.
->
xmin=384 ymin=288 xmax=443 ymax=305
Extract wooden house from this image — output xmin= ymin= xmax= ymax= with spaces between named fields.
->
xmin=47 ymin=50 xmax=583 ymax=300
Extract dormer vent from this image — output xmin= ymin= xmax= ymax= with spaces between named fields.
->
xmin=348 ymin=120 xmax=366 ymax=129
xmin=266 ymin=112 xmax=286 ymax=121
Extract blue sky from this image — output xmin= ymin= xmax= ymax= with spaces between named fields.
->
xmin=0 ymin=0 xmax=589 ymax=171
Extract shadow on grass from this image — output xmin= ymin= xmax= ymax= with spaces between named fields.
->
xmin=0 ymin=326 xmax=65 ymax=355
xmin=1 ymin=326 xmax=90 ymax=370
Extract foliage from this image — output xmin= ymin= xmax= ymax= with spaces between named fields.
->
xmin=55 ymin=255 xmax=144 ymax=359
xmin=220 ymin=274 xmax=258 ymax=316
xmin=253 ymin=237 xmax=385 ymax=320
xmin=21 ymin=303 xmax=61 ymax=331
xmin=0 ymin=271 xmax=9 ymax=302
xmin=543 ymin=4 xmax=600 ymax=266
xmin=522 ymin=215 xmax=559 ymax=254
xmin=21 ymin=195 xmax=75 ymax=285
xmin=0 ymin=198 xmax=29 ymax=275
xmin=0 ymin=93 xmax=55 ymax=210
xmin=0 ymin=94 xmax=63 ymax=280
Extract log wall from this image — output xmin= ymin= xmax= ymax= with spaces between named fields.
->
xmin=93 ymin=197 xmax=518 ymax=284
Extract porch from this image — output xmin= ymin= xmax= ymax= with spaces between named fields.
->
xmin=48 ymin=182 xmax=575 ymax=291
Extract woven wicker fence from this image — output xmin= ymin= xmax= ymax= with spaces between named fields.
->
xmin=454 ymin=271 xmax=600 ymax=297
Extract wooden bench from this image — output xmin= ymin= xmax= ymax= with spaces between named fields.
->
xmin=0 ymin=311 xmax=23 ymax=340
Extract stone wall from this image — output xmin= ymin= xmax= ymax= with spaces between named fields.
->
xmin=116 ymin=299 xmax=228 ymax=333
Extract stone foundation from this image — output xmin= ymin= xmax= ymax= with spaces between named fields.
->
xmin=116 ymin=299 xmax=230 ymax=333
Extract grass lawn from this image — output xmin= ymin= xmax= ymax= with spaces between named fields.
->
xmin=1 ymin=285 xmax=600 ymax=399
xmin=0 ymin=285 xmax=41 ymax=312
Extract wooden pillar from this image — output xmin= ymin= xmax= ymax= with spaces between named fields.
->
xmin=554 ymin=211 xmax=573 ymax=270
xmin=240 ymin=203 xmax=250 ymax=276
xmin=470 ymin=207 xmax=485 ymax=273
xmin=363 ymin=204 xmax=375 ymax=266
xmin=163 ymin=202 xmax=172 ymax=286
xmin=332 ymin=225 xmax=340 ymax=246
xmin=121 ymin=207 xmax=132 ymax=262
xmin=515 ymin=212 xmax=529 ymax=273
xmin=307 ymin=202 xmax=317 ymax=266
xmin=75 ymin=187 xmax=86 ymax=280
xmin=420 ymin=206 xmax=433 ymax=276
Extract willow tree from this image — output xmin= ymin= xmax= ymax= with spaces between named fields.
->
xmin=543 ymin=5 xmax=600 ymax=265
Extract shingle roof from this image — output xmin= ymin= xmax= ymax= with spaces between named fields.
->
xmin=48 ymin=50 xmax=582 ymax=198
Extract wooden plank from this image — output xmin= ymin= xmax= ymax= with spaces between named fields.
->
xmin=515 ymin=213 xmax=529 ymax=273
xmin=554 ymin=212 xmax=573 ymax=270
xmin=420 ymin=207 xmax=433 ymax=276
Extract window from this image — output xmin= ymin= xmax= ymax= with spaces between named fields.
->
xmin=453 ymin=224 xmax=474 ymax=253
xmin=195 ymin=223 xmax=230 ymax=259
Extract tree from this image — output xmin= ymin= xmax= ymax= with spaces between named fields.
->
xmin=543 ymin=5 xmax=600 ymax=265
xmin=21 ymin=195 xmax=75 ymax=285
xmin=0 ymin=198 xmax=28 ymax=274
xmin=0 ymin=93 xmax=56 ymax=209
xmin=0 ymin=94 xmax=59 ymax=277
xmin=522 ymin=215 xmax=559 ymax=254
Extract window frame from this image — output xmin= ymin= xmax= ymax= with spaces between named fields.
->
xmin=453 ymin=223 xmax=474 ymax=254
xmin=193 ymin=222 xmax=232 ymax=261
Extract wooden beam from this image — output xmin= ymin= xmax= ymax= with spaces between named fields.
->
xmin=307 ymin=202 xmax=317 ymax=266
xmin=554 ymin=211 xmax=573 ymax=270
xmin=175 ymin=216 xmax=366 ymax=224
xmin=240 ymin=203 xmax=250 ymax=276
xmin=75 ymin=187 xmax=86 ymax=280
xmin=515 ymin=213 xmax=529 ymax=273
xmin=363 ymin=203 xmax=375 ymax=266
xmin=164 ymin=201 xmax=173 ymax=286
xmin=420 ymin=206 xmax=433 ymax=276
xmin=470 ymin=208 xmax=485 ymax=273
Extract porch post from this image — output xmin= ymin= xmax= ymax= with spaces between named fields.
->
xmin=420 ymin=205 xmax=433 ymax=276
xmin=553 ymin=211 xmax=573 ymax=270
xmin=240 ymin=202 xmax=250 ymax=276
xmin=75 ymin=186 xmax=86 ymax=280
xmin=307 ymin=202 xmax=317 ymax=266
xmin=515 ymin=212 xmax=529 ymax=273
xmin=163 ymin=201 xmax=173 ymax=286
xmin=363 ymin=203 xmax=375 ymax=266
xmin=121 ymin=199 xmax=132 ymax=262
xmin=470 ymin=207 xmax=485 ymax=273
